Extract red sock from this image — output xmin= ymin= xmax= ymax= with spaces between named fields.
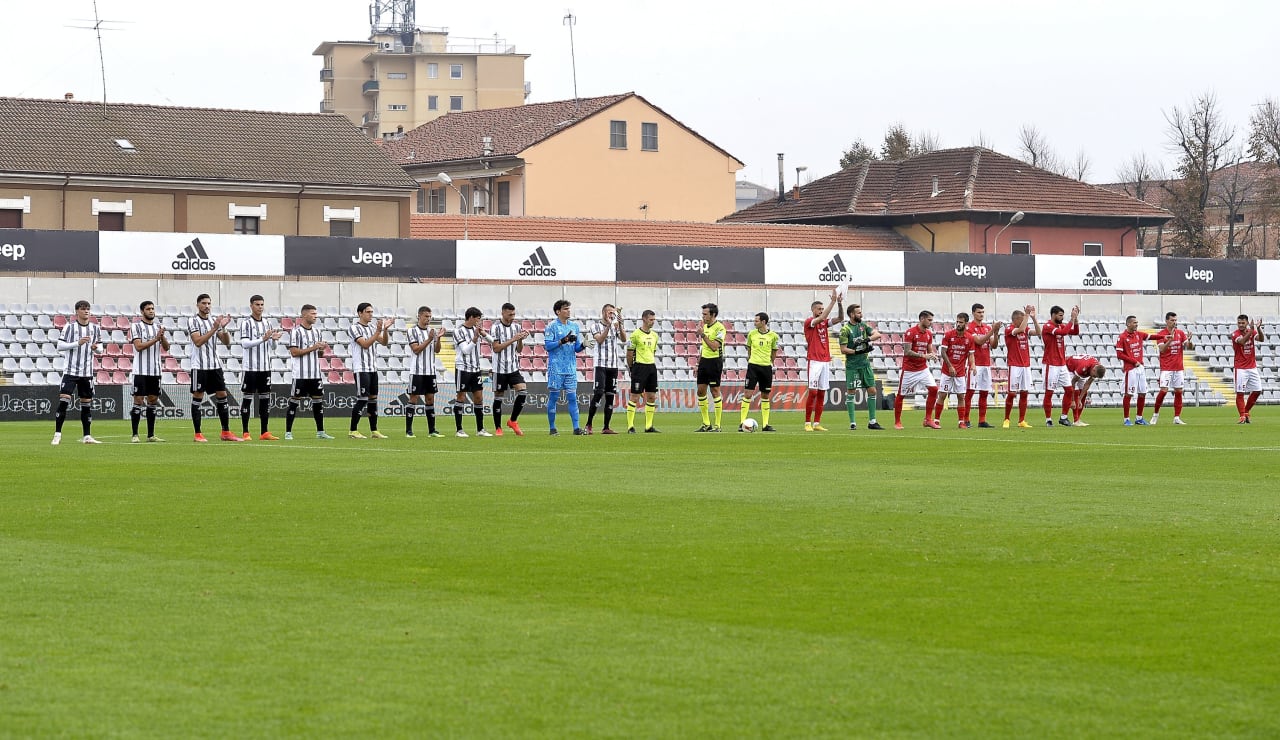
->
xmin=1004 ymin=394 xmax=1014 ymax=420
xmin=924 ymin=387 xmax=938 ymax=421
xmin=1123 ymin=395 xmax=1131 ymax=418
xmin=813 ymin=393 xmax=824 ymax=423
xmin=1061 ymin=387 xmax=1073 ymax=416
xmin=1237 ymin=392 xmax=1246 ymax=415
xmin=1173 ymin=391 xmax=1183 ymax=417
xmin=894 ymin=394 xmax=904 ymax=424
xmin=1247 ymin=391 xmax=1261 ymax=412
xmin=978 ymin=391 xmax=988 ymax=423
xmin=804 ymin=391 xmax=816 ymax=422
xmin=1018 ymin=392 xmax=1028 ymax=422
xmin=1043 ymin=391 xmax=1054 ymax=418
xmin=1137 ymin=394 xmax=1146 ymax=416
xmin=934 ymin=401 xmax=946 ymax=421
xmin=1154 ymin=390 xmax=1167 ymax=413
xmin=965 ymin=389 xmax=975 ymax=422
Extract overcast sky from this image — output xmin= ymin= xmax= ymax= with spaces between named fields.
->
xmin=2 ymin=0 xmax=1276 ymax=189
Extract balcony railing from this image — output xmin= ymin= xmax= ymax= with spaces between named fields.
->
xmin=320 ymin=100 xmax=335 ymax=113
xmin=319 ymin=68 xmax=334 ymax=81
xmin=362 ymin=111 xmax=380 ymax=126
xmin=362 ymin=80 xmax=379 ymax=95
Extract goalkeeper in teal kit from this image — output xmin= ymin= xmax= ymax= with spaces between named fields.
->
xmin=544 ymin=299 xmax=586 ymax=435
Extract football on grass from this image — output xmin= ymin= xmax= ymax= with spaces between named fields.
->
xmin=741 ymin=418 xmax=759 ymax=432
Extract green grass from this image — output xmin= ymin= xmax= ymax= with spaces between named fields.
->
xmin=3 ymin=407 xmax=1279 ymax=737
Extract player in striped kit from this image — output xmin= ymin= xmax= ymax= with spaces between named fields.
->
xmin=239 ymin=295 xmax=284 ymax=440
xmin=284 ymin=304 xmax=333 ymax=440
xmin=405 ymin=306 xmax=443 ymax=438
xmin=347 ymin=303 xmax=393 ymax=439
xmin=187 ymin=293 xmax=240 ymax=442
xmin=52 ymin=300 xmax=102 ymax=445
xmin=489 ymin=302 xmax=531 ymax=436
xmin=128 ymin=300 xmax=169 ymax=443
xmin=452 ymin=307 xmax=491 ymax=437
xmin=586 ymin=303 xmax=627 ymax=434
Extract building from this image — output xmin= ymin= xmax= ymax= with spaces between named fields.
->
xmin=386 ymin=93 xmax=745 ymax=223
xmin=315 ymin=28 xmax=528 ymax=141
xmin=724 ymin=147 xmax=1171 ymax=257
xmin=0 ymin=96 xmax=420 ymax=238
xmin=735 ymin=180 xmax=777 ymax=212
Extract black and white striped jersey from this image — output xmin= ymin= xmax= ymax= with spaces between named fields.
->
xmin=129 ymin=320 xmax=163 ymax=377
xmin=59 ymin=320 xmax=100 ymax=377
xmin=489 ymin=321 xmax=523 ymax=374
xmin=239 ymin=317 xmax=276 ymax=373
xmin=406 ymin=325 xmax=438 ymax=376
xmin=452 ymin=324 xmax=483 ymax=373
xmin=591 ymin=319 xmax=627 ymax=369
xmin=347 ymin=321 xmax=376 ymax=373
xmin=287 ymin=325 xmax=322 ymax=380
xmin=186 ymin=315 xmax=223 ymax=371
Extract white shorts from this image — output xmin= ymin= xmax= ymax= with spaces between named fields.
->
xmin=1008 ymin=366 xmax=1033 ymax=393
xmin=899 ymin=368 xmax=937 ymax=395
xmin=1235 ymin=368 xmax=1262 ymax=393
xmin=940 ymin=374 xmax=968 ymax=395
xmin=807 ymin=360 xmax=830 ymax=391
xmin=1072 ymin=375 xmax=1090 ymax=391
xmin=968 ymin=366 xmax=993 ymax=392
xmin=1123 ymin=367 xmax=1147 ymax=396
xmin=1159 ymin=370 xmax=1185 ymax=390
xmin=1044 ymin=365 xmax=1071 ymax=391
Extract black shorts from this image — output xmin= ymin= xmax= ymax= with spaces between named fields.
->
xmin=59 ymin=374 xmax=94 ymax=400
xmin=457 ymin=370 xmax=483 ymax=394
xmin=192 ymin=369 xmax=227 ymax=395
xmin=130 ymin=374 xmax=161 ymax=398
xmin=291 ymin=378 xmax=323 ymax=399
xmin=630 ymin=364 xmax=658 ymax=394
xmin=494 ymin=371 xmax=526 ymax=393
xmin=594 ymin=367 xmax=619 ymax=394
xmin=744 ymin=364 xmax=774 ymax=393
xmin=355 ymin=371 xmax=379 ymax=397
xmin=241 ymin=370 xmax=271 ymax=395
xmin=696 ymin=357 xmax=724 ymax=387
xmin=408 ymin=374 xmax=438 ymax=396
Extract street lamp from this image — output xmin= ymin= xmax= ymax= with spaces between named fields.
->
xmin=795 ymin=166 xmax=808 ymax=188
xmin=993 ymin=211 xmax=1024 ymax=253
xmin=436 ymin=172 xmax=468 ymax=241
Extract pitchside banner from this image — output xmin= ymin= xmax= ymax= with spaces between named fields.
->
xmin=903 ymin=253 xmax=1035 ymax=289
xmin=1254 ymin=260 xmax=1280 ymax=293
xmin=456 ymin=240 xmax=616 ymax=282
xmin=1034 ymin=255 xmax=1157 ymax=291
xmin=616 ymin=244 xmax=765 ymax=284
xmin=285 ymin=237 xmax=455 ymax=278
xmin=764 ymin=248 xmax=905 ymax=287
xmin=0 ymin=229 xmax=99 ymax=272
xmin=1157 ymin=258 xmax=1257 ymax=293
xmin=99 ymin=232 xmax=286 ymax=276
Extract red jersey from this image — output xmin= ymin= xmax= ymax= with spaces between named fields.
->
xmin=804 ymin=317 xmax=832 ymax=362
xmin=965 ymin=322 xmax=993 ymax=366
xmin=1041 ymin=320 xmax=1078 ymax=366
xmin=901 ymin=325 xmax=934 ymax=372
xmin=1232 ymin=329 xmax=1258 ymax=370
xmin=1114 ymin=330 xmax=1150 ymax=373
xmin=1067 ymin=354 xmax=1100 ymax=378
xmin=1004 ymin=325 xmax=1032 ymax=368
xmin=940 ymin=329 xmax=973 ymax=377
xmin=1152 ymin=328 xmax=1187 ymax=372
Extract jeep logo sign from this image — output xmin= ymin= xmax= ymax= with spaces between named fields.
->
xmin=0 ymin=229 xmax=98 ymax=273
xmin=1 ymin=242 xmax=26 ymax=260
xmin=618 ymin=244 xmax=764 ymax=284
xmin=1157 ymin=258 xmax=1255 ymax=294
xmin=286 ymin=237 xmax=454 ymax=278
xmin=903 ymin=253 xmax=1033 ymax=289
xmin=352 ymin=246 xmax=393 ymax=267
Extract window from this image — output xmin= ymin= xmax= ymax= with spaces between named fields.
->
xmin=449 ymin=96 xmax=463 ymax=112
xmin=427 ymin=63 xmax=438 ymax=78
xmin=459 ymin=185 xmax=471 ymax=214
xmin=449 ymin=64 xmax=462 ymax=79
xmin=330 ymin=219 xmax=354 ymax=237
xmin=641 ymin=122 xmax=658 ymax=151
xmin=496 ymin=181 xmax=511 ymax=216
xmin=98 ymin=212 xmax=125 ymax=231
xmin=386 ymin=72 xmax=407 ymax=80
xmin=1010 ymin=240 xmax=1031 ymax=255
xmin=234 ymin=216 xmax=260 ymax=235
xmin=1083 ymin=242 xmax=1103 ymax=256
xmin=387 ymin=104 xmax=408 ymax=111
xmin=610 ymin=120 xmax=627 ymax=149
xmin=427 ymin=187 xmax=446 ymax=214
xmin=417 ymin=188 xmax=427 ymax=213
xmin=0 ymin=209 xmax=21 ymax=228
xmin=1232 ymin=212 xmax=1246 ymax=223
xmin=427 ymin=95 xmax=438 ymax=111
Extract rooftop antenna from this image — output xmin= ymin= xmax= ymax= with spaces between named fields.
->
xmin=67 ymin=0 xmax=127 ymax=118
xmin=563 ymin=10 xmax=579 ymax=110
xmin=369 ymin=0 xmax=416 ymax=47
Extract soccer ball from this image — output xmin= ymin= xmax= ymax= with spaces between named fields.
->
xmin=741 ymin=418 xmax=759 ymax=432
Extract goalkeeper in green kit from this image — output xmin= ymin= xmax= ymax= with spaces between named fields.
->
xmin=839 ymin=304 xmax=884 ymax=430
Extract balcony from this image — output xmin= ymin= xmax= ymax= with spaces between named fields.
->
xmin=319 ymin=68 xmax=334 ymax=81
xmin=320 ymin=99 xmax=334 ymax=113
xmin=362 ymin=80 xmax=379 ymax=95
xmin=362 ymin=111 xmax=380 ymax=126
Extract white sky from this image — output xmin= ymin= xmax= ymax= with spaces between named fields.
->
xmin=2 ymin=0 xmax=1276 ymax=188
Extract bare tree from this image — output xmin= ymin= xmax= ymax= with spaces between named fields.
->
xmin=972 ymin=130 xmax=993 ymax=149
xmin=1161 ymin=91 xmax=1235 ymax=257
xmin=1017 ymin=123 xmax=1063 ymax=174
xmin=1212 ymin=149 xmax=1259 ymax=259
xmin=1116 ymin=152 xmax=1166 ymax=253
xmin=1249 ymin=98 xmax=1280 ymax=164
xmin=1068 ymin=149 xmax=1092 ymax=182
xmin=914 ymin=130 xmax=942 ymax=154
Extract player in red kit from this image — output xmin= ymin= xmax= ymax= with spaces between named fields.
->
xmin=939 ymin=312 xmax=976 ymax=428
xmin=1002 ymin=305 xmax=1039 ymax=428
xmin=1150 ymin=311 xmax=1194 ymax=425
xmin=1115 ymin=315 xmax=1153 ymax=426
xmin=894 ymin=310 xmax=939 ymax=429
xmin=1065 ymin=354 xmax=1106 ymax=426
xmin=1232 ymin=314 xmax=1265 ymax=423
xmin=802 ymin=289 xmax=843 ymax=431
xmin=1041 ymin=304 xmax=1080 ymax=426
xmin=964 ymin=303 xmax=1002 ymax=428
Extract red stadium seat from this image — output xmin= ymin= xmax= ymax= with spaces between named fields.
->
xmin=175 ymin=371 xmax=190 ymax=385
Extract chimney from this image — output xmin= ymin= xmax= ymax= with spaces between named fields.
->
xmin=791 ymin=185 xmax=801 ymax=201
xmin=64 ymin=92 xmax=74 ymax=101
xmin=931 ymin=176 xmax=941 ymax=197
xmin=776 ymin=153 xmax=785 ymax=202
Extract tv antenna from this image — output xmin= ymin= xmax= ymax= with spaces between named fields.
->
xmin=66 ymin=1 xmax=130 ymax=117
xmin=563 ymin=10 xmax=579 ymax=104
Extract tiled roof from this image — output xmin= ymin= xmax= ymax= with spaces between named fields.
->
xmin=724 ymin=147 xmax=1171 ymax=223
xmin=0 ymin=96 xmax=419 ymax=190
xmin=1098 ymin=160 xmax=1278 ymax=210
xmin=411 ymin=214 xmax=914 ymax=251
xmin=384 ymin=92 xmax=741 ymax=166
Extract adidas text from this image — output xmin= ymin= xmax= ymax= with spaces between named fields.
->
xmin=352 ymin=247 xmax=393 ymax=267
xmin=1185 ymin=267 xmax=1213 ymax=282
xmin=1082 ymin=276 xmax=1112 ymax=287
xmin=173 ymin=257 xmax=217 ymax=270
xmin=673 ymin=255 xmax=709 ymax=273
xmin=0 ymin=243 xmax=26 ymax=261
xmin=519 ymin=264 xmax=557 ymax=276
xmin=954 ymin=261 xmax=987 ymax=279
xmin=818 ymin=271 xmax=848 ymax=282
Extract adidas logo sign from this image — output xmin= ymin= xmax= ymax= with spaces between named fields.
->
xmin=172 ymin=238 xmax=217 ymax=271
xmin=518 ymin=245 xmax=557 ymax=277
xmin=818 ymin=253 xmax=849 ymax=282
xmin=1082 ymin=259 xmax=1111 ymax=287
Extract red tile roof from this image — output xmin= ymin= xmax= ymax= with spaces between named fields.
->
xmin=1098 ymin=160 xmax=1278 ymax=210
xmin=411 ymin=214 xmax=914 ymax=251
xmin=724 ymin=147 xmax=1171 ymax=224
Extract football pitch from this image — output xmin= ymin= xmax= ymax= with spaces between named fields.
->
xmin=3 ymin=408 xmax=1278 ymax=737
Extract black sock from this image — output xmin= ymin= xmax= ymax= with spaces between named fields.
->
xmin=425 ymin=407 xmax=437 ymax=434
xmin=55 ymin=399 xmax=68 ymax=432
xmin=474 ymin=403 xmax=484 ymax=431
xmin=241 ymin=396 xmax=253 ymax=434
xmin=215 ymin=398 xmax=230 ymax=432
xmin=259 ymin=396 xmax=271 ymax=434
xmin=80 ymin=402 xmax=92 ymax=437
xmin=350 ymin=399 xmax=366 ymax=431
xmin=454 ymin=400 xmax=464 ymax=431
xmin=493 ymin=398 xmax=504 ymax=428
xmin=406 ymin=403 xmax=416 ymax=434
xmin=603 ymin=392 xmax=614 ymax=429
xmin=146 ymin=404 xmax=157 ymax=437
xmin=131 ymin=403 xmax=142 ymax=435
xmin=192 ymin=402 xmax=202 ymax=434
xmin=587 ymin=389 xmax=603 ymax=426
xmin=368 ymin=401 xmax=379 ymax=431
xmin=313 ymin=401 xmax=325 ymax=431
xmin=286 ymin=400 xmax=298 ymax=432
xmin=512 ymin=392 xmax=525 ymax=422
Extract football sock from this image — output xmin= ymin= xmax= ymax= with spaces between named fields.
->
xmin=258 ymin=396 xmax=271 ymax=434
xmin=1043 ymin=391 xmax=1054 ymax=418
xmin=312 ymin=401 xmax=325 ymax=431
xmin=425 ymin=407 xmax=436 ymax=434
xmin=1061 ymin=388 xmax=1073 ymax=416
xmin=894 ymin=394 xmax=904 ymax=424
xmin=865 ymin=395 xmax=876 ymax=423
xmin=493 ymin=398 xmax=504 ymax=428
xmin=55 ymin=399 xmax=68 ymax=432
xmin=978 ymin=391 xmax=988 ymax=423
xmin=1018 ymin=392 xmax=1028 ymax=422
xmin=933 ymin=400 xmax=945 ymax=421
xmin=846 ymin=394 xmax=857 ymax=425
xmin=80 ymin=403 xmax=92 ymax=436
xmin=511 ymin=392 xmax=525 ymax=422
xmin=1174 ymin=390 xmax=1183 ymax=417
xmin=812 ymin=394 xmax=823 ymax=423
xmin=146 ymin=403 xmax=157 ymax=437
xmin=368 ymin=401 xmax=379 ymax=432
xmin=131 ymin=403 xmax=143 ymax=435
xmin=454 ymin=400 xmax=464 ymax=431
xmin=350 ymin=400 xmax=367 ymax=431
xmin=713 ymin=396 xmax=723 ymax=427
xmin=1236 ymin=392 xmax=1245 ymax=415
xmin=474 ymin=402 xmax=485 ymax=431
xmin=698 ymin=394 xmax=709 ymax=426
xmin=406 ymin=402 xmax=416 ymax=434
xmin=566 ymin=391 xmax=580 ymax=429
xmin=587 ymin=389 xmax=603 ymax=427
xmin=741 ymin=398 xmax=751 ymax=425
xmin=191 ymin=402 xmax=202 ymax=433
xmin=1247 ymin=391 xmax=1261 ymax=412
xmin=1154 ymin=390 xmax=1167 ymax=413
xmin=547 ymin=390 xmax=559 ymax=429
xmin=924 ymin=387 xmax=938 ymax=421
xmin=644 ymin=404 xmax=654 ymax=430
xmin=599 ymin=394 xmax=611 ymax=428
xmin=761 ymin=399 xmax=771 ymax=427
xmin=215 ymin=398 xmax=230 ymax=432
xmin=627 ymin=400 xmax=637 ymax=429
xmin=241 ymin=396 xmax=254 ymax=434
xmin=1123 ymin=395 xmax=1132 ymax=418
xmin=804 ymin=391 xmax=815 ymax=422
xmin=1004 ymin=394 xmax=1014 ymax=420
xmin=1137 ymin=394 xmax=1146 ymax=416
xmin=965 ymin=389 xmax=975 ymax=421
xmin=286 ymin=400 xmax=298 ymax=432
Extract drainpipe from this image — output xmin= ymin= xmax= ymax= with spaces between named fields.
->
xmin=1118 ymin=227 xmax=1134 ymax=256
xmin=62 ymin=175 xmax=70 ymax=229
xmin=919 ymin=222 xmax=936 ymax=252
xmin=982 ymin=223 xmax=995 ymax=254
